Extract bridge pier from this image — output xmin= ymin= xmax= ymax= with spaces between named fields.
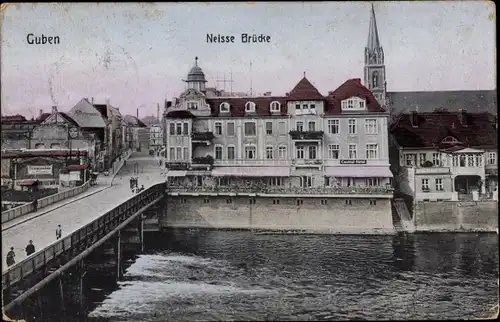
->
xmin=59 ymin=276 xmax=66 ymax=320
xmin=114 ymin=231 xmax=123 ymax=281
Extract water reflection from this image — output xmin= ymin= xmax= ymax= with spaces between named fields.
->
xmin=392 ymin=233 xmax=416 ymax=271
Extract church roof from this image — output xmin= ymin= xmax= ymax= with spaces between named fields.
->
xmin=387 ymin=90 xmax=497 ymax=115
xmin=185 ymin=57 xmax=207 ymax=83
xmin=287 ymin=77 xmax=324 ymax=100
xmin=367 ymin=4 xmax=381 ymax=50
xmin=391 ymin=110 xmax=497 ymax=148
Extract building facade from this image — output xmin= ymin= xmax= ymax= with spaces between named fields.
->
xmin=390 ymin=110 xmax=498 ymax=202
xmin=149 ymin=124 xmax=164 ymax=153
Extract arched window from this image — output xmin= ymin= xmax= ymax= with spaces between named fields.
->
xmin=220 ymin=102 xmax=230 ymax=113
xmin=245 ymin=101 xmax=256 ymax=113
xmin=270 ymin=101 xmax=281 ymax=112
xmin=372 ymin=71 xmax=378 ymax=88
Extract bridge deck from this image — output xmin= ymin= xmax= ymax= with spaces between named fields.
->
xmin=2 ymin=153 xmax=165 ymax=271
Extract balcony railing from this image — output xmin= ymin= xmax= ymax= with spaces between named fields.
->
xmin=293 ymin=159 xmax=323 ymax=166
xmin=191 ymin=131 xmax=215 ymax=142
xmin=165 ymin=162 xmax=190 ymax=170
xmin=415 ymin=167 xmax=451 ymax=174
xmin=214 ymin=159 xmax=292 ymax=166
xmin=289 ymin=130 xmax=324 ymax=140
xmin=166 ymin=184 xmax=393 ymax=195
xmin=192 ymin=155 xmax=214 ymax=165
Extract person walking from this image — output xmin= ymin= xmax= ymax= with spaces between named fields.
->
xmin=32 ymin=198 xmax=38 ymax=212
xmin=6 ymin=247 xmax=15 ymax=267
xmin=56 ymin=225 xmax=62 ymax=240
xmin=25 ymin=240 xmax=35 ymax=256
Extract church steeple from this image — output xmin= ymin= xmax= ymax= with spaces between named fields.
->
xmin=364 ymin=4 xmax=387 ymax=107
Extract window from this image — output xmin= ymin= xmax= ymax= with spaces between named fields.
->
xmin=435 ymin=178 xmax=443 ymax=191
xmin=366 ymin=144 xmax=378 ymax=159
xmin=269 ymin=177 xmax=284 ymax=186
xmin=405 ymin=154 xmax=414 ymax=166
xmin=169 ymin=123 xmax=175 ymax=135
xmin=302 ymin=104 xmax=308 ymax=110
xmin=278 ymin=146 xmax=287 ymax=159
xmin=250 ymin=198 xmax=256 ymax=205
xmin=244 ymin=122 xmax=256 ymax=136
xmin=348 ymin=119 xmax=356 ymax=134
xmin=432 ymin=153 xmax=440 ymax=166
xmin=327 ymin=119 xmax=339 ymax=134
xmin=50 ymin=143 xmax=60 ymax=149
xmin=365 ymin=119 xmax=377 ymax=134
xmin=419 ymin=153 xmax=427 ymax=165
xmin=278 ymin=121 xmax=286 ymax=135
xmin=308 ymin=146 xmax=316 ymax=159
xmin=215 ymin=122 xmax=222 ymax=135
xmin=273 ymin=199 xmax=280 ymax=205
xmin=467 ymin=155 xmax=474 ymax=167
xmin=226 ymin=199 xmax=233 ymax=204
xmin=218 ymin=177 xmax=231 ymax=186
xmin=176 ymin=147 xmax=182 ymax=160
xmin=187 ymin=102 xmax=198 ymax=110
xmin=421 ymin=179 xmax=429 ymax=191
xmin=295 ymin=104 xmax=301 ymax=110
xmin=296 ymin=121 xmax=304 ymax=132
xmin=183 ymin=122 xmax=189 ymax=135
xmin=296 ymin=146 xmax=305 ymax=159
xmin=300 ymin=176 xmax=313 ymax=188
xmin=310 ymin=104 xmax=316 ymax=110
xmin=452 ymin=156 xmax=458 ymax=167
xmin=169 ymin=147 xmax=175 ymax=160
xmin=227 ymin=146 xmax=235 ymax=160
xmin=227 ymin=122 xmax=235 ymax=136
xmin=270 ymin=101 xmax=281 ymax=112
xmin=215 ymin=146 xmax=223 ymax=160
xmin=487 ymin=152 xmax=496 ymax=165
xmin=369 ymin=199 xmax=376 ymax=206
xmin=296 ymin=199 xmax=304 ymax=206
xmin=348 ymin=100 xmax=354 ymax=109
xmin=321 ymin=199 xmax=327 ymax=205
xmin=183 ymin=147 xmax=189 ymax=160
xmin=176 ymin=123 xmax=182 ymax=135
xmin=245 ymin=146 xmax=256 ymax=159
xmin=245 ymin=101 xmax=256 ymax=113
xmin=266 ymin=122 xmax=273 ymax=135
xmin=346 ymin=178 xmax=355 ymax=187
xmin=459 ymin=155 xmax=466 ymax=167
xmin=476 ymin=155 xmax=483 ymax=167
xmin=220 ymin=102 xmax=230 ymax=113
xmin=345 ymin=199 xmax=352 ymax=205
xmin=348 ymin=144 xmax=357 ymax=159
xmin=204 ymin=198 xmax=210 ymax=204
xmin=359 ymin=101 xmax=365 ymax=108
xmin=366 ymin=178 xmax=381 ymax=186
xmin=266 ymin=146 xmax=274 ymax=159
xmin=308 ymin=121 xmax=316 ymax=131
xmin=328 ymin=144 xmax=339 ymax=159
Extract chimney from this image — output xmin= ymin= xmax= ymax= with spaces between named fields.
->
xmin=157 ymin=103 xmax=160 ymax=122
xmin=52 ymin=106 xmax=58 ymax=114
xmin=167 ymin=101 xmax=172 ymax=108
xmin=410 ymin=111 xmax=419 ymax=127
xmin=91 ymin=97 xmax=94 ymax=104
xmin=458 ymin=109 xmax=467 ymax=126
xmin=39 ymin=109 xmax=43 ymax=117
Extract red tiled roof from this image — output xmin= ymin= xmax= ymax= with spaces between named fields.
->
xmin=207 ymin=96 xmax=288 ymax=117
xmin=287 ymin=77 xmax=324 ymax=100
xmin=1 ymin=150 xmax=89 ymax=159
xmin=325 ymin=78 xmax=386 ymax=114
xmin=168 ymin=77 xmax=386 ymax=118
xmin=60 ymin=164 xmax=89 ymax=173
xmin=391 ymin=111 xmax=497 ymax=148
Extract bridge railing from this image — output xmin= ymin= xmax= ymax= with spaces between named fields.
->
xmin=1 ymin=180 xmax=92 ymax=224
xmin=2 ymin=182 xmax=165 ymax=292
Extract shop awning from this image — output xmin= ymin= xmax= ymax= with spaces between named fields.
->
xmin=212 ymin=167 xmax=290 ymax=177
xmin=166 ymin=170 xmax=187 ymax=177
xmin=324 ymin=166 xmax=393 ymax=178
xmin=19 ymin=180 xmax=39 ymax=186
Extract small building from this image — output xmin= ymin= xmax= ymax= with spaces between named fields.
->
xmin=59 ymin=164 xmax=90 ymax=189
xmin=149 ymin=124 xmax=163 ymax=154
xmin=390 ymin=109 xmax=497 ymax=201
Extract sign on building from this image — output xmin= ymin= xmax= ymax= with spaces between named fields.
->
xmin=27 ymin=165 xmax=53 ymax=175
xmin=340 ymin=160 xmax=367 ymax=165
xmin=1 ymin=159 xmax=11 ymax=178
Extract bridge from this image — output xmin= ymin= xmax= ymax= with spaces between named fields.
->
xmin=1 ymin=152 xmax=167 ymax=320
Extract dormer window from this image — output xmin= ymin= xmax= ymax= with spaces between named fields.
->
xmin=187 ymin=102 xmax=198 ymax=110
xmin=441 ymin=136 xmax=461 ymax=145
xmin=270 ymin=101 xmax=281 ymax=112
xmin=341 ymin=97 xmax=366 ymax=111
xmin=220 ymin=102 xmax=230 ymax=113
xmin=245 ymin=101 xmax=256 ymax=113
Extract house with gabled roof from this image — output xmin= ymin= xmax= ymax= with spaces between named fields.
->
xmin=390 ymin=109 xmax=497 ymax=202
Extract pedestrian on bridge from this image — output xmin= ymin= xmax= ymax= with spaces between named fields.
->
xmin=6 ymin=247 xmax=15 ymax=267
xmin=32 ymin=198 xmax=38 ymax=212
xmin=25 ymin=240 xmax=35 ymax=256
xmin=56 ymin=225 xmax=62 ymax=240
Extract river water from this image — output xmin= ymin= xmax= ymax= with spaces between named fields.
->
xmin=87 ymin=231 xmax=498 ymax=321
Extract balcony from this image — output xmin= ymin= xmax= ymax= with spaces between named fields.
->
xmin=214 ymin=159 xmax=292 ymax=166
xmin=289 ymin=130 xmax=324 ymax=142
xmin=191 ymin=131 xmax=214 ymax=145
xmin=166 ymin=184 xmax=393 ymax=196
xmin=192 ymin=155 xmax=214 ymax=170
xmin=165 ymin=161 xmax=190 ymax=170
xmin=415 ymin=166 xmax=451 ymax=175
xmin=292 ymin=159 xmax=323 ymax=168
